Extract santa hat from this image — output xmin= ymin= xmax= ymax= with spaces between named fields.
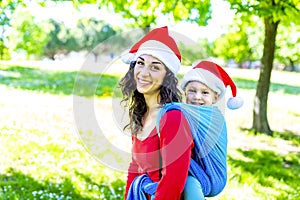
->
xmin=181 ymin=60 xmax=243 ymax=109
xmin=122 ymin=26 xmax=181 ymax=74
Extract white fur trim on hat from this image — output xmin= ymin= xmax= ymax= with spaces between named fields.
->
xmin=121 ymin=52 xmax=136 ymax=64
xmin=181 ymin=68 xmax=226 ymax=100
xmin=133 ymin=40 xmax=181 ymax=74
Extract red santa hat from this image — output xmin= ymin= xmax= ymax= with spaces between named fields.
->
xmin=181 ymin=60 xmax=243 ymax=109
xmin=122 ymin=26 xmax=181 ymax=74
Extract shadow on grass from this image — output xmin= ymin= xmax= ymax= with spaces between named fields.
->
xmin=0 ymin=168 xmax=126 ymax=200
xmin=0 ymin=168 xmax=90 ymax=199
xmin=273 ymin=130 xmax=300 ymax=146
xmin=232 ymin=77 xmax=300 ymax=95
xmin=228 ymin=149 xmax=300 ymax=198
xmin=0 ymin=65 xmax=121 ymax=98
xmin=241 ymin=127 xmax=300 ymax=146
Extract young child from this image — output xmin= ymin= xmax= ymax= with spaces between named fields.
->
xmin=181 ymin=60 xmax=243 ymax=110
xmin=180 ymin=60 xmax=243 ymax=199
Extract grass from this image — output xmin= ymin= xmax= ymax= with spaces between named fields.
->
xmin=0 ymin=62 xmax=300 ymax=199
xmin=0 ymin=65 xmax=120 ymax=97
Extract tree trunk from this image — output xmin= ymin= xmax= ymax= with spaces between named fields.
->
xmin=289 ymin=58 xmax=295 ymax=72
xmin=252 ymin=17 xmax=279 ymax=135
xmin=143 ymin=26 xmax=151 ymax=33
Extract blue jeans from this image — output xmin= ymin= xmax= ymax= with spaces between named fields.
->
xmin=183 ymin=175 xmax=205 ymax=200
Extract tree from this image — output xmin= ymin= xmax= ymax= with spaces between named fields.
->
xmin=213 ymin=15 xmax=264 ymax=66
xmin=43 ymin=19 xmax=66 ymax=60
xmin=43 ymin=17 xmax=117 ymax=60
xmin=178 ymin=38 xmax=215 ymax=66
xmin=76 ymin=18 xmax=116 ymax=53
xmin=214 ymin=30 xmax=253 ymax=66
xmin=0 ymin=0 xmax=23 ymax=59
xmin=9 ymin=6 xmax=51 ymax=59
xmin=227 ymin=0 xmax=300 ymax=135
xmin=276 ymin=23 xmax=300 ymax=71
xmin=77 ymin=0 xmax=212 ymax=31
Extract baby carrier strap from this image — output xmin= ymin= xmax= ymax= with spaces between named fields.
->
xmin=156 ymin=102 xmax=227 ymax=197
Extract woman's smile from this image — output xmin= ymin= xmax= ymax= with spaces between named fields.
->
xmin=134 ymin=54 xmax=166 ymax=95
xmin=137 ymin=77 xmax=152 ymax=86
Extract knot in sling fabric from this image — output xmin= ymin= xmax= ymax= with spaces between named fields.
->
xmin=126 ymin=174 xmax=158 ymax=200
xmin=156 ymin=102 xmax=227 ymax=197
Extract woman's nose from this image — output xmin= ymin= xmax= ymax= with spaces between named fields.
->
xmin=139 ymin=66 xmax=150 ymax=76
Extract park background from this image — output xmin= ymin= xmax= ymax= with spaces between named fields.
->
xmin=1 ymin=0 xmax=299 ymax=199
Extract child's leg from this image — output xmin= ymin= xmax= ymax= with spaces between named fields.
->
xmin=183 ymin=175 xmax=205 ymax=200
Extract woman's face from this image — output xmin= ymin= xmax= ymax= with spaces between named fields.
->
xmin=184 ymin=81 xmax=219 ymax=106
xmin=134 ymin=54 xmax=167 ymax=96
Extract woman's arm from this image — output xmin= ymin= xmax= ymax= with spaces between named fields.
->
xmin=124 ymin=151 xmax=141 ymax=199
xmin=154 ymin=110 xmax=194 ymax=200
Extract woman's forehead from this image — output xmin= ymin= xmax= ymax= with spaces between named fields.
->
xmin=138 ymin=54 xmax=162 ymax=63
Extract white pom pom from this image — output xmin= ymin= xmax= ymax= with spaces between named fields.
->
xmin=227 ymin=96 xmax=244 ymax=110
xmin=121 ymin=53 xmax=136 ymax=64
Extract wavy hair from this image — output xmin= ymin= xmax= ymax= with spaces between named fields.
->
xmin=119 ymin=61 xmax=182 ymax=135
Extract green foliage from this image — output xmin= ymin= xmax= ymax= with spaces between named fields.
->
xmin=0 ymin=40 xmax=11 ymax=60
xmin=0 ymin=0 xmax=24 ymax=59
xmin=76 ymin=18 xmax=116 ymax=51
xmin=42 ymin=18 xmax=117 ymax=60
xmin=213 ymin=15 xmax=265 ymax=65
xmin=179 ymin=38 xmax=215 ymax=65
xmin=214 ymin=31 xmax=252 ymax=64
xmin=9 ymin=6 xmax=51 ymax=59
xmin=97 ymin=0 xmax=212 ymax=28
xmin=227 ymin=0 xmax=300 ymax=25
xmin=43 ymin=19 xmax=69 ymax=59
xmin=276 ymin=23 xmax=300 ymax=68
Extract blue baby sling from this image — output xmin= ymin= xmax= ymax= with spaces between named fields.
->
xmin=126 ymin=102 xmax=227 ymax=200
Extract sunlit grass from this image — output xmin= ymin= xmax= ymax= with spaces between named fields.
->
xmin=0 ymin=65 xmax=120 ymax=97
xmin=0 ymin=86 xmax=125 ymax=199
xmin=0 ymin=63 xmax=299 ymax=199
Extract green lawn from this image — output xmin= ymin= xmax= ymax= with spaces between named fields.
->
xmin=0 ymin=62 xmax=299 ymax=200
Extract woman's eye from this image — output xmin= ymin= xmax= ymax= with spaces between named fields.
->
xmin=151 ymin=65 xmax=160 ymax=70
xmin=137 ymin=61 xmax=144 ymax=65
xmin=188 ymin=89 xmax=196 ymax=93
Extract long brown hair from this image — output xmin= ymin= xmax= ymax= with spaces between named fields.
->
xmin=119 ymin=61 xmax=182 ymax=135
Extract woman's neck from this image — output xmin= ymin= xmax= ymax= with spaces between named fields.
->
xmin=136 ymin=94 xmax=161 ymax=140
xmin=144 ymin=93 xmax=161 ymax=111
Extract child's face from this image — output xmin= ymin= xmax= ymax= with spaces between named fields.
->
xmin=184 ymin=81 xmax=219 ymax=106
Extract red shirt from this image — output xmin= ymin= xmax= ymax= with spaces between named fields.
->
xmin=125 ymin=110 xmax=194 ymax=200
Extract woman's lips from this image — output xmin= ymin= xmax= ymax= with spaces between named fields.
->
xmin=137 ymin=78 xmax=151 ymax=86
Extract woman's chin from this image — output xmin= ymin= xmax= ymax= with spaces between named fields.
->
xmin=136 ymin=87 xmax=150 ymax=94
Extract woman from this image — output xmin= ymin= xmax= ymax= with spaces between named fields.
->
xmin=119 ymin=26 xmax=194 ymax=200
